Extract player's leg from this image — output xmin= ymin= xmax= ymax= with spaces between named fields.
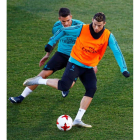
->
xmin=9 ymin=70 xmax=53 ymax=104
xmin=73 ymin=68 xmax=97 ymax=127
xmin=23 ymin=62 xmax=80 ymax=97
xmin=9 ymin=52 xmax=68 ymax=103
xmin=21 ymin=70 xmax=53 ymax=96
xmin=24 ymin=64 xmax=76 ymax=92
xmin=23 ymin=52 xmax=69 ymax=88
xmin=9 ymin=58 xmax=55 ymax=104
xmin=24 ymin=77 xmax=76 ymax=98
xmin=46 ymin=62 xmax=79 ymax=96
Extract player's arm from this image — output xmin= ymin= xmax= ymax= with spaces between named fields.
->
xmin=49 ymin=22 xmax=62 ymax=53
xmin=108 ymin=33 xmax=130 ymax=77
xmin=39 ymin=23 xmax=60 ymax=67
xmin=45 ymin=24 xmax=83 ymax=53
xmin=47 ymin=40 xmax=59 ymax=54
xmin=39 ymin=41 xmax=58 ymax=67
xmin=44 ymin=23 xmax=61 ymax=56
xmin=45 ymin=28 xmax=65 ymax=52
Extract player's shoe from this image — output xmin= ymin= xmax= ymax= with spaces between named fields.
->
xmin=72 ymin=120 xmax=92 ymax=128
xmin=61 ymin=90 xmax=69 ymax=98
xmin=9 ymin=95 xmax=24 ymax=103
xmin=23 ymin=76 xmax=42 ymax=86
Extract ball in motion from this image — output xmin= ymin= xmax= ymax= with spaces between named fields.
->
xmin=56 ymin=115 xmax=73 ymax=131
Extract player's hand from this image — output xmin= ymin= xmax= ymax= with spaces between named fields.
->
xmin=39 ymin=56 xmax=49 ymax=67
xmin=122 ymin=71 xmax=130 ymax=78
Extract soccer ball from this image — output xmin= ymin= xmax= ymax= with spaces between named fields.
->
xmin=56 ymin=115 xmax=73 ymax=131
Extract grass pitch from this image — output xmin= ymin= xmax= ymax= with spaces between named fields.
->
xmin=7 ymin=0 xmax=133 ymax=139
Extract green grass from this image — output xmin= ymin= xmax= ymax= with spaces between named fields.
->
xmin=7 ymin=0 xmax=133 ymax=139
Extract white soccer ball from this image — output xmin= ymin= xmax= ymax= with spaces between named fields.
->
xmin=56 ymin=115 xmax=73 ymax=131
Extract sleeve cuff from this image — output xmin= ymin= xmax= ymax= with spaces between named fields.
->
xmin=45 ymin=44 xmax=52 ymax=52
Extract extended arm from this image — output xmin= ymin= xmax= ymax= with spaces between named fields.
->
xmin=45 ymin=24 xmax=83 ymax=52
xmin=108 ymin=33 xmax=130 ymax=77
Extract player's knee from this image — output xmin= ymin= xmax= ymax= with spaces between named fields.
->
xmin=58 ymin=80 xmax=71 ymax=91
xmin=84 ymin=87 xmax=97 ymax=98
xmin=38 ymin=70 xmax=53 ymax=79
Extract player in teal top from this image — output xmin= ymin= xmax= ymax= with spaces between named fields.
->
xmin=51 ymin=19 xmax=84 ymax=56
xmin=9 ymin=8 xmax=93 ymax=103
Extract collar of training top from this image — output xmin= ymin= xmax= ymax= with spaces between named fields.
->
xmin=89 ymin=23 xmax=105 ymax=39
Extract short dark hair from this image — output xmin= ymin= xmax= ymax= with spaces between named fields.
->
xmin=93 ymin=12 xmax=106 ymax=22
xmin=59 ymin=8 xmax=71 ymax=17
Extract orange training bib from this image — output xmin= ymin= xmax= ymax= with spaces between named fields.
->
xmin=70 ymin=24 xmax=110 ymax=67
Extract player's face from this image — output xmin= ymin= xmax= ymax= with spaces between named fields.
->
xmin=59 ymin=15 xmax=72 ymax=27
xmin=92 ymin=19 xmax=106 ymax=33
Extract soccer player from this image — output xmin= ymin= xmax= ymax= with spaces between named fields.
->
xmin=9 ymin=8 xmax=97 ymax=103
xmin=23 ymin=12 xmax=130 ymax=127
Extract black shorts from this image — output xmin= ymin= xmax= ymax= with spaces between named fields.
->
xmin=58 ymin=62 xmax=97 ymax=98
xmin=43 ymin=52 xmax=69 ymax=73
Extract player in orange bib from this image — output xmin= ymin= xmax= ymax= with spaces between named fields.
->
xmin=23 ymin=12 xmax=130 ymax=127
xmin=70 ymin=24 xmax=110 ymax=67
